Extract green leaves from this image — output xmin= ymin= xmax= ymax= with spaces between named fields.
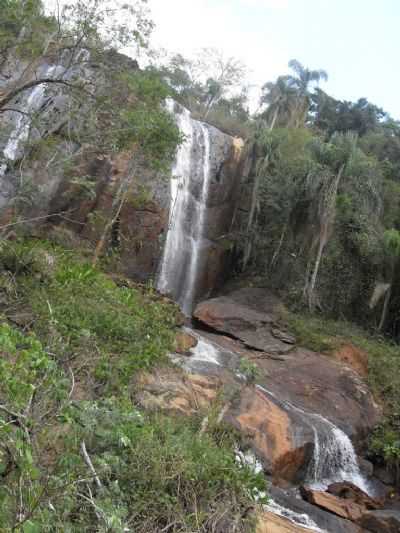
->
xmin=113 ymin=71 xmax=183 ymax=168
xmin=383 ymin=228 xmax=400 ymax=258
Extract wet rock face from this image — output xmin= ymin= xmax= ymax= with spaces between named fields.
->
xmin=190 ymin=289 xmax=382 ymax=489
xmin=227 ymin=385 xmax=312 ymax=484
xmin=157 ymin=103 xmax=244 ymax=314
xmin=194 ymin=288 xmax=381 ymax=442
xmin=269 ymin=486 xmax=364 ymax=533
xmin=0 ymin=58 xmax=243 ymax=286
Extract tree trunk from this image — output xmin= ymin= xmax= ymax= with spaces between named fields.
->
xmin=92 ymin=184 xmax=129 ymax=267
xmin=269 ymin=106 xmax=279 ymax=130
xmin=378 ymin=283 xmax=392 ymax=332
xmin=92 ymin=159 xmax=138 ymax=267
xmin=270 ymin=223 xmax=287 ymax=268
xmin=308 ymin=237 xmax=325 ymax=310
xmin=307 ymin=165 xmax=344 ymax=310
xmin=378 ymin=264 xmax=394 ymax=332
xmin=243 ymin=153 xmax=270 ymax=269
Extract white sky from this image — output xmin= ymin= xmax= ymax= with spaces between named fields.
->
xmin=43 ymin=0 xmax=400 ymax=118
xmin=148 ymin=0 xmax=289 ymax=111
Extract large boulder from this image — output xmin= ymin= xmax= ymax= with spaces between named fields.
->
xmin=194 ymin=288 xmax=295 ymax=353
xmin=300 ymin=487 xmax=365 ymax=521
xmin=195 ymin=289 xmax=381 ymax=442
xmin=135 ymin=367 xmax=223 ymax=415
xmin=327 ymin=482 xmax=383 ymax=510
xmin=227 ymin=386 xmax=313 ymax=484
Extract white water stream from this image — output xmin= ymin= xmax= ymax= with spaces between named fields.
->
xmin=158 ymin=102 xmax=212 ymax=315
xmin=0 ymin=64 xmax=65 ymax=177
xmin=256 ymin=385 xmax=370 ymax=493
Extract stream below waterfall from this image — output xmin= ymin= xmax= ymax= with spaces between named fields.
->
xmin=172 ymin=329 xmax=372 ymax=532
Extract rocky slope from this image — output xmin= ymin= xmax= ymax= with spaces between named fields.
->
xmin=138 ymin=287 xmax=400 ymax=532
xmin=0 ymin=54 xmax=244 ymax=291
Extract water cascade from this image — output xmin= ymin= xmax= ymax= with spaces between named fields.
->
xmin=265 ymin=499 xmax=325 ymax=532
xmin=237 ymin=449 xmax=325 ymax=532
xmin=0 ymin=64 xmax=65 ymax=177
xmin=158 ymin=102 xmax=213 ymax=315
xmin=257 ymin=385 xmax=369 ymax=493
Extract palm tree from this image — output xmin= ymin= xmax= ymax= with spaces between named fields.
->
xmin=287 ymin=59 xmax=328 ymax=127
xmin=260 ymin=75 xmax=297 ymax=129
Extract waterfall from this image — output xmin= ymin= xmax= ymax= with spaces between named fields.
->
xmin=237 ymin=448 xmax=325 ymax=532
xmin=187 ymin=329 xmax=221 ymax=366
xmin=158 ymin=101 xmax=212 ymax=315
xmin=265 ymin=499 xmax=325 ymax=532
xmin=256 ymin=385 xmax=370 ymax=493
xmin=0 ymin=63 xmax=65 ymax=177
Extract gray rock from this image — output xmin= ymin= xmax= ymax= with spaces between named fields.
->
xmin=358 ymin=509 xmax=400 ymax=532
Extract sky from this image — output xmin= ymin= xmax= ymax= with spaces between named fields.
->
xmin=147 ymin=0 xmax=400 ymax=118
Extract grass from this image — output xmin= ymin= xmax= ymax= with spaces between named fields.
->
xmin=0 ymin=239 xmax=180 ymax=393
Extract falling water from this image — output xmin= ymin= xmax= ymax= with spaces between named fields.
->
xmin=158 ymin=101 xmax=212 ymax=315
xmin=256 ymin=385 xmax=370 ymax=493
xmin=187 ymin=329 xmax=221 ymax=366
xmin=237 ymin=448 xmax=325 ymax=532
xmin=0 ymin=64 xmax=65 ymax=177
xmin=265 ymin=499 xmax=326 ymax=532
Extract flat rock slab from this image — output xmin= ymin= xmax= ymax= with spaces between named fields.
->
xmin=270 ymin=486 xmax=364 ymax=533
xmin=301 ymin=486 xmax=364 ymax=521
xmin=194 ymin=288 xmax=295 ymax=354
xmin=257 ymin=511 xmax=312 ymax=533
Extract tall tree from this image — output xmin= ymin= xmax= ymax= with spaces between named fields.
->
xmin=287 ymin=59 xmax=328 ymax=127
xmin=156 ymin=48 xmax=247 ymax=120
xmin=260 ymin=75 xmax=297 ymax=129
xmin=304 ymin=132 xmax=358 ymax=310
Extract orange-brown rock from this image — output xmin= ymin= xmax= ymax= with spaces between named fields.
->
xmin=228 ymin=386 xmax=310 ymax=484
xmin=174 ymin=330 xmax=198 ymax=354
xmin=300 ymin=487 xmax=364 ymax=521
xmin=327 ymin=481 xmax=383 ymax=510
xmin=195 ymin=290 xmax=381 ymax=446
xmin=256 ymin=511 xmax=311 ymax=533
xmin=333 ymin=344 xmax=369 ymax=378
xmin=136 ymin=368 xmax=222 ymax=414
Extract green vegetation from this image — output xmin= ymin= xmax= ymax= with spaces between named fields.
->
xmin=0 ymin=239 xmax=265 ymax=531
xmin=153 ymin=48 xmax=250 ymax=137
xmin=238 ymin=358 xmax=261 ymax=384
xmin=0 ymin=239 xmax=178 ymax=390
